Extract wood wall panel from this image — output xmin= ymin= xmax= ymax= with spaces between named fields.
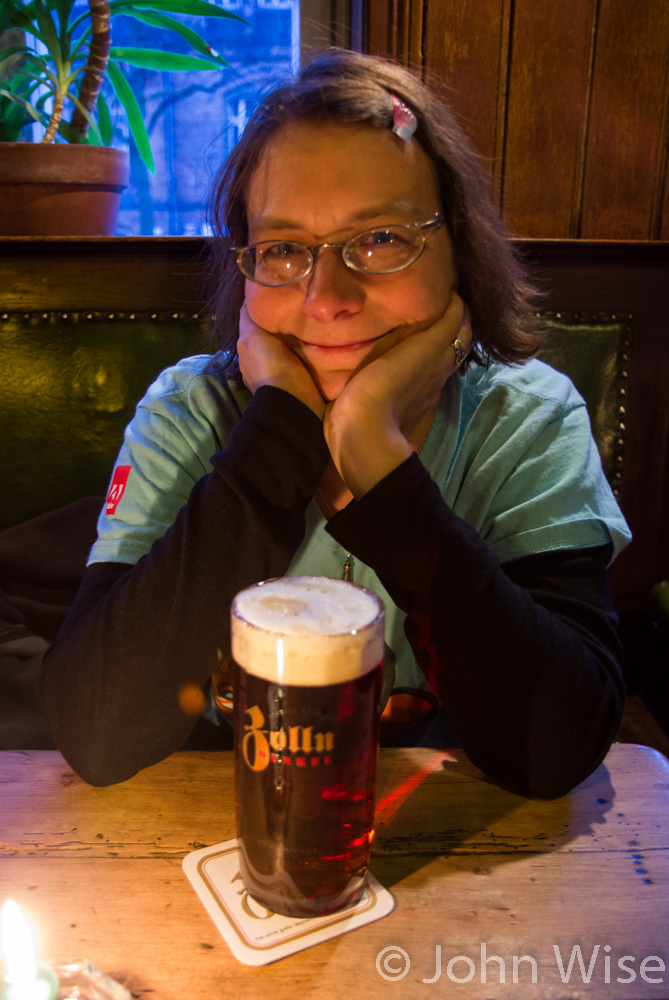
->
xmin=502 ymin=0 xmax=596 ymax=238
xmin=361 ymin=0 xmax=669 ymax=241
xmin=364 ymin=0 xmax=391 ymax=57
xmin=423 ymin=0 xmax=509 ymax=201
xmin=662 ymin=148 xmax=669 ymax=239
xmin=366 ymin=0 xmax=424 ymax=68
xmin=656 ymin=55 xmax=669 ymax=239
xmin=580 ymin=0 xmax=669 ymax=239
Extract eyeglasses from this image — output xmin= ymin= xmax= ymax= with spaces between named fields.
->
xmin=232 ymin=214 xmax=443 ymax=286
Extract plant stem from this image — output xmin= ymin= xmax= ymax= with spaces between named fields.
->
xmin=69 ymin=0 xmax=111 ymax=137
xmin=42 ymin=92 xmax=65 ymax=143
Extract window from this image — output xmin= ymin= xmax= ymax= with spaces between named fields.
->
xmin=112 ymin=0 xmax=300 ymax=235
xmin=9 ymin=0 xmax=350 ymax=235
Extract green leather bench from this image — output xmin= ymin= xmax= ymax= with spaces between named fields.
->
xmin=2 ymin=308 xmax=209 ymax=530
xmin=0 ymin=306 xmax=630 ymax=531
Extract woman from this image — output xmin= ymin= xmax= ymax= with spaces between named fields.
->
xmin=40 ymin=50 xmax=630 ymax=794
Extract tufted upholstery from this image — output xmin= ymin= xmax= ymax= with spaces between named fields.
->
xmin=1 ymin=310 xmax=209 ymax=531
xmin=1 ymin=307 xmax=630 ymax=531
xmin=536 ymin=310 xmax=631 ymax=494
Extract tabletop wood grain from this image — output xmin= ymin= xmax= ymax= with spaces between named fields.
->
xmin=1 ymin=744 xmax=668 ymax=999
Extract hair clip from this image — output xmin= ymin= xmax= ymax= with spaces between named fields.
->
xmin=391 ymin=94 xmax=417 ymax=143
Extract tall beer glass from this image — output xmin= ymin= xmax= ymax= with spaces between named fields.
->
xmin=231 ymin=575 xmax=385 ymax=918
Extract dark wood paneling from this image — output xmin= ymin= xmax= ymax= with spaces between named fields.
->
xmin=362 ymin=0 xmax=669 ymax=242
xmin=659 ymin=91 xmax=669 ymax=240
xmin=502 ymin=0 xmax=596 ymax=237
xmin=581 ymin=0 xmax=669 ymax=239
xmin=405 ymin=0 xmax=424 ymax=70
xmin=367 ymin=0 xmax=400 ymax=62
xmin=662 ymin=167 xmax=669 ymax=241
xmin=423 ymin=0 xmax=509 ymax=202
xmin=365 ymin=0 xmax=424 ymax=68
xmin=365 ymin=0 xmax=391 ymax=57
xmin=0 ymin=237 xmax=208 ymax=311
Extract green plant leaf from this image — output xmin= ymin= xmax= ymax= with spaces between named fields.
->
xmin=32 ymin=0 xmax=62 ymax=63
xmin=0 ymin=44 xmax=30 ymax=78
xmin=12 ymin=75 xmax=43 ymax=100
xmin=35 ymin=90 xmax=51 ymax=111
xmin=5 ymin=68 xmax=50 ymax=96
xmin=0 ymin=0 xmax=17 ymax=34
xmin=57 ymin=117 xmax=91 ymax=142
xmin=0 ymin=98 xmax=30 ymax=141
xmin=66 ymin=8 xmax=92 ymax=38
xmin=97 ymin=89 xmax=113 ymax=146
xmin=8 ymin=5 xmax=39 ymax=32
xmin=69 ymin=25 xmax=92 ymax=60
xmin=83 ymin=122 xmax=101 ymax=144
xmin=116 ymin=8 xmax=227 ymax=64
xmin=0 ymin=43 xmax=29 ymax=59
xmin=109 ymin=0 xmax=246 ymax=23
xmin=109 ymin=46 xmax=220 ymax=71
xmin=0 ymin=86 xmax=46 ymax=124
xmin=107 ymin=59 xmax=154 ymax=173
xmin=0 ymin=86 xmax=44 ymax=140
xmin=67 ymin=90 xmax=103 ymax=141
xmin=19 ymin=50 xmax=60 ymax=91
xmin=53 ymin=0 xmax=74 ymax=41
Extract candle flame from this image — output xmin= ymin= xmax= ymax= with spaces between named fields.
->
xmin=2 ymin=900 xmax=38 ymax=995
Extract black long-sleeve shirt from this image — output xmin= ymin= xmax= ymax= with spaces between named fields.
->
xmin=40 ymin=386 xmax=624 ymax=796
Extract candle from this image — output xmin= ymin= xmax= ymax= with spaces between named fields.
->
xmin=1 ymin=901 xmax=58 ymax=1000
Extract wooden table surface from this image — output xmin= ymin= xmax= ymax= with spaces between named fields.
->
xmin=1 ymin=744 xmax=668 ymax=999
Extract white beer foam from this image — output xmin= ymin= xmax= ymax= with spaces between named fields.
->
xmin=231 ymin=576 xmax=384 ymax=686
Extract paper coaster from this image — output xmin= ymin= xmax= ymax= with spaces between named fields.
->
xmin=182 ymin=839 xmax=395 ymax=966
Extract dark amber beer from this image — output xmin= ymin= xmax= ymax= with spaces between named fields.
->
xmin=231 ymin=576 xmax=385 ymax=918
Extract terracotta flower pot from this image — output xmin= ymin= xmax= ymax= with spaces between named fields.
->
xmin=0 ymin=143 xmax=130 ymax=236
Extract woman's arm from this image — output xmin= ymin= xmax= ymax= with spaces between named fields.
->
xmin=326 ymin=456 xmax=624 ymax=800
xmin=323 ymin=294 xmax=471 ymax=496
xmin=234 ymin=297 xmax=625 ymax=797
xmin=40 ymin=386 xmax=329 ymax=786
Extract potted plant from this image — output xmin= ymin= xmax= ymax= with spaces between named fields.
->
xmin=0 ymin=0 xmax=243 ymax=234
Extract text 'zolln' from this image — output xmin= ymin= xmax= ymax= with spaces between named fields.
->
xmin=242 ymin=705 xmax=334 ymax=771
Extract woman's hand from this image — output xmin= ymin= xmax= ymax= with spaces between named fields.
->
xmin=237 ymin=303 xmax=325 ymax=419
xmin=324 ymin=292 xmax=472 ymax=497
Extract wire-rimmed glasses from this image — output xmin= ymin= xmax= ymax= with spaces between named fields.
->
xmin=232 ymin=214 xmax=443 ymax=286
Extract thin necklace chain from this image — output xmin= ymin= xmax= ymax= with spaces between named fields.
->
xmin=316 ymin=428 xmax=431 ymax=581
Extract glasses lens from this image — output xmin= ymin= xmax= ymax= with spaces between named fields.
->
xmin=240 ymin=241 xmax=310 ymax=285
xmin=346 ymin=227 xmax=422 ymax=274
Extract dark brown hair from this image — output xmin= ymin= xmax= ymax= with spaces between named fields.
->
xmin=206 ymin=48 xmax=542 ymax=373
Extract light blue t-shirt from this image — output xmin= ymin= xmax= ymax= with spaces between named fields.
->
xmin=91 ymin=354 xmax=631 ymax=693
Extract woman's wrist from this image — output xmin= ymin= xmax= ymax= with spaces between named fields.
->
xmin=253 ymin=373 xmax=326 ymax=420
xmin=326 ymin=406 xmax=412 ymax=497
xmin=238 ymin=304 xmax=326 ymax=420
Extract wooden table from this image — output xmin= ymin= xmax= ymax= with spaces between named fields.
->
xmin=1 ymin=744 xmax=668 ymax=999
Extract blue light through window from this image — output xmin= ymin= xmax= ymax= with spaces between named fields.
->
xmin=107 ymin=0 xmax=299 ymax=235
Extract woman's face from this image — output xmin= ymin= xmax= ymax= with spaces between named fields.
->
xmin=244 ymin=121 xmax=456 ymax=401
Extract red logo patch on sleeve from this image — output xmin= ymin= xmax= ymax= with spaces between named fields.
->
xmin=106 ymin=465 xmax=132 ymax=515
